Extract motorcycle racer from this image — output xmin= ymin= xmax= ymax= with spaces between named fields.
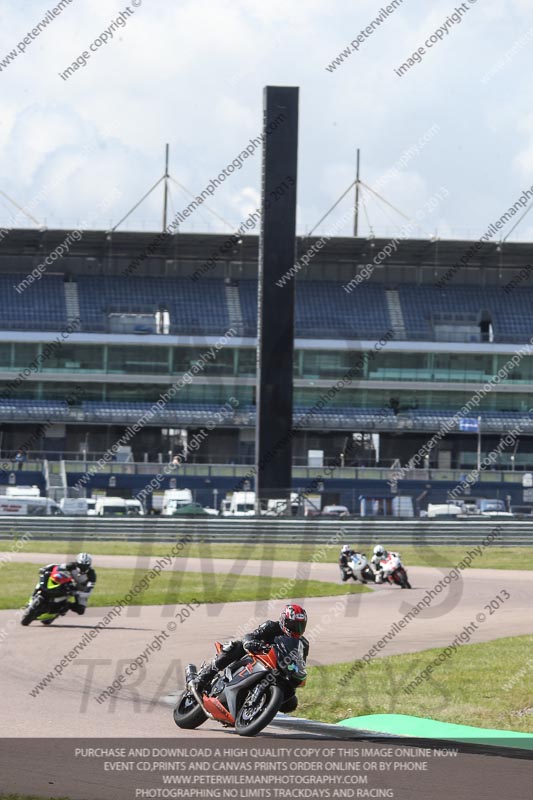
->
xmin=191 ymin=604 xmax=309 ymax=711
xmin=371 ymin=545 xmax=401 ymax=584
xmin=339 ymin=544 xmax=355 ymax=581
xmin=34 ymin=553 xmax=96 ymax=615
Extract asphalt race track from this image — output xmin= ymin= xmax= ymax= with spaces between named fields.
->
xmin=1 ymin=553 xmax=531 ymax=739
xmin=1 ymin=552 xmax=532 ymax=799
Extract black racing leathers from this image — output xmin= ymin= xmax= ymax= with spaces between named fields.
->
xmin=36 ymin=563 xmax=96 ymax=615
xmin=215 ymin=621 xmax=309 ymax=671
xmin=339 ymin=550 xmax=355 ymax=581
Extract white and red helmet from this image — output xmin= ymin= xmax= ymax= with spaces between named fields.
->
xmin=279 ymin=604 xmax=307 ymax=638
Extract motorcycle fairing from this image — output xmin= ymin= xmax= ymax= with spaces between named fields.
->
xmin=254 ymin=648 xmax=278 ymax=671
xmin=273 ymin=636 xmax=307 ymax=685
xmin=47 ymin=567 xmax=73 ymax=591
xmin=222 ymin=660 xmax=270 ymax=721
xmin=381 ymin=554 xmax=401 ymax=572
xmin=203 ymin=696 xmax=235 ymax=725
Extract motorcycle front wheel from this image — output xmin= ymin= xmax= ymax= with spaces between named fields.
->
xmin=20 ymin=597 xmax=42 ymax=626
xmin=397 ymin=569 xmax=411 ymax=589
xmin=173 ymin=690 xmax=207 ymax=729
xmin=235 ymin=684 xmax=283 ymax=737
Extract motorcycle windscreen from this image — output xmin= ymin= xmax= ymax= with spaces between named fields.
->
xmin=273 ymin=635 xmax=307 ymax=683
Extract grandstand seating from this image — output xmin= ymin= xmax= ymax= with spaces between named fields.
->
xmin=241 ymin=280 xmax=392 ymax=338
xmin=77 ymin=276 xmax=230 ymax=334
xmin=0 ymin=275 xmax=67 ymax=330
xmin=80 ymin=401 xmax=249 ymax=425
xmin=398 ymin=285 xmax=533 ymax=341
xmin=2 ymin=274 xmax=533 ymax=342
xmin=0 ymin=398 xmax=530 ymax=433
xmin=0 ymin=399 xmax=70 ymax=419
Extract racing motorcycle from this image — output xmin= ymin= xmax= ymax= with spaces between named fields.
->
xmin=21 ymin=565 xmax=78 ymax=626
xmin=348 ymin=552 xmax=375 ymax=584
xmin=173 ymin=635 xmax=307 ymax=737
xmin=378 ymin=552 xmax=411 ymax=589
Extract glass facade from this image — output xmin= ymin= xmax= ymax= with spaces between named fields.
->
xmin=1 ymin=379 xmax=530 ymax=412
xmin=0 ymin=343 xmax=531 ymax=412
xmin=108 ymin=346 xmax=168 ymax=375
xmin=173 ymin=346 xmax=234 ymax=376
xmin=42 ymin=344 xmax=103 ymax=372
xmin=0 ymin=342 xmax=532 ymax=384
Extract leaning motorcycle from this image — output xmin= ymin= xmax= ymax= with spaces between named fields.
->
xmin=348 ymin=552 xmax=375 ymax=583
xmin=21 ymin=565 xmax=77 ymax=626
xmin=173 ymin=635 xmax=307 ymax=737
xmin=379 ymin=553 xmax=411 ymax=589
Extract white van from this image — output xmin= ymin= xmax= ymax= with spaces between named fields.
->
xmin=0 ymin=497 xmax=63 ymax=516
xmin=60 ymin=498 xmax=89 ymax=516
xmin=95 ymin=497 xmax=128 ymax=516
xmin=6 ymin=486 xmax=41 ymax=498
xmin=162 ymin=489 xmax=193 ymax=516
xmin=125 ymin=499 xmax=144 ymax=516
xmin=427 ymin=503 xmax=462 ymax=518
xmin=223 ymin=491 xmax=256 ymax=516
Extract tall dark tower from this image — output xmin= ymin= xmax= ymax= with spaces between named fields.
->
xmin=255 ymin=86 xmax=299 ymax=510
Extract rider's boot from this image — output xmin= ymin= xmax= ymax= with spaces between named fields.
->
xmin=190 ymin=660 xmax=218 ymax=694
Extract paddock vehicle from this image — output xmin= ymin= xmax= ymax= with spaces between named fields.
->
xmin=221 ymin=491 xmax=256 ymax=516
xmin=162 ymin=489 xmax=194 ymax=516
xmin=459 ymin=498 xmax=514 ymax=519
xmin=0 ymin=496 xmax=63 ymax=515
xmin=95 ymin=497 xmax=128 ymax=516
xmin=124 ymin=499 xmax=144 ymax=515
xmin=60 ymin=498 xmax=89 ymax=515
xmin=173 ymin=636 xmax=307 ymax=737
xmin=426 ymin=502 xmax=462 ymax=519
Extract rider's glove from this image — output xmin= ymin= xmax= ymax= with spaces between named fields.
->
xmin=245 ymin=640 xmax=269 ymax=653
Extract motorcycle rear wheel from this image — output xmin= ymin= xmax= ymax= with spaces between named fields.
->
xmin=173 ymin=690 xmax=207 ymax=729
xmin=235 ymin=684 xmax=283 ymax=737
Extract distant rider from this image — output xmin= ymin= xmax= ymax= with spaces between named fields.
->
xmin=35 ymin=552 xmax=96 ymax=615
xmin=339 ymin=544 xmax=355 ymax=581
xmin=191 ymin=604 xmax=309 ymax=712
xmin=371 ymin=544 xmax=400 ymax=584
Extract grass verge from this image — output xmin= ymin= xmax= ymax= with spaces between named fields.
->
xmin=300 ymin=635 xmax=533 ymax=733
xmin=2 ymin=538 xmax=531 ymax=569
xmin=0 ymin=562 xmax=368 ymax=610
xmin=0 ymin=797 xmax=69 ymax=800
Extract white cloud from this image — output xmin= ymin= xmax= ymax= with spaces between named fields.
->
xmin=0 ymin=0 xmax=531 ymax=240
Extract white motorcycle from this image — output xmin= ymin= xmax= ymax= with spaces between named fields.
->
xmin=348 ymin=553 xmax=375 ymax=584
xmin=376 ymin=552 xmax=411 ymax=589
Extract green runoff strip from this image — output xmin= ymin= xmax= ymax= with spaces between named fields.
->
xmin=337 ymin=713 xmax=533 ymax=749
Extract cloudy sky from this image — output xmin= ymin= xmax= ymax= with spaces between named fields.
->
xmin=0 ymin=0 xmax=532 ymax=241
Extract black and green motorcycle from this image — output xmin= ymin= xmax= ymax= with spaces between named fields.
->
xmin=21 ymin=565 xmax=77 ymax=626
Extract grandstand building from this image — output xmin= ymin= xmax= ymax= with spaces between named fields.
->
xmin=1 ymin=227 xmax=533 ymax=510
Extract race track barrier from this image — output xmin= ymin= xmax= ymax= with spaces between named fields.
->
xmin=0 ymin=517 xmax=532 ymax=546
